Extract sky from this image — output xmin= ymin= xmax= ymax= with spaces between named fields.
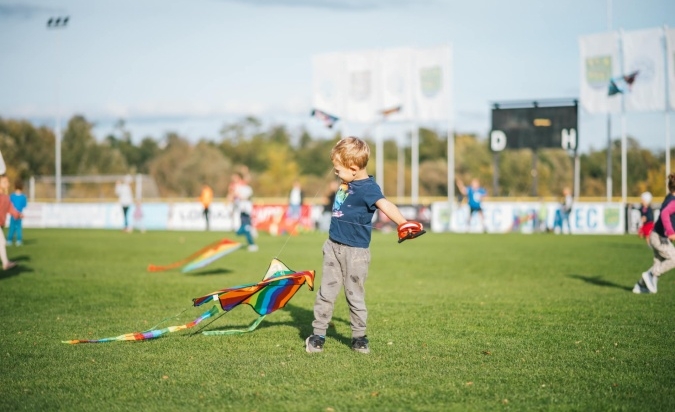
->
xmin=1 ymin=0 xmax=674 ymax=153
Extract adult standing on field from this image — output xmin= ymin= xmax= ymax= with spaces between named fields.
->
xmin=200 ymin=184 xmax=213 ymax=231
xmin=115 ymin=175 xmax=133 ymax=233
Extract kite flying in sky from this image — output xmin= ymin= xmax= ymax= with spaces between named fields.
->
xmin=311 ymin=108 xmax=339 ymax=129
xmin=608 ymin=71 xmax=639 ymax=96
xmin=147 ymin=238 xmax=242 ymax=273
xmin=64 ymin=258 xmax=315 ymax=344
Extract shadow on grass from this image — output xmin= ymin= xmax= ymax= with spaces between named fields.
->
xmin=568 ymin=274 xmax=632 ymax=292
xmin=187 ymin=268 xmax=234 ymax=276
xmin=202 ymin=303 xmax=351 ymax=347
xmin=10 ymin=254 xmax=31 ymax=262
xmin=0 ymin=256 xmax=34 ymax=280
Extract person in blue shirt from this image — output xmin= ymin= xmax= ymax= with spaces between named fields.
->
xmin=305 ymin=137 xmax=424 ymax=355
xmin=7 ymin=180 xmax=27 ymax=246
xmin=456 ymin=177 xmax=487 ymax=232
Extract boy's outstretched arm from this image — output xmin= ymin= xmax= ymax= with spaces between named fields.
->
xmin=375 ymin=198 xmax=426 ymax=243
xmin=375 ymin=198 xmax=407 ymax=225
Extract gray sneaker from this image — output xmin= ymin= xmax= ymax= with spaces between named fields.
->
xmin=641 ymin=271 xmax=657 ymax=293
xmin=305 ymin=335 xmax=325 ymax=353
xmin=351 ymin=336 xmax=370 ymax=354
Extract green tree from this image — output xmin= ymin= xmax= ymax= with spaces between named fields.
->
xmin=149 ymin=135 xmax=231 ymax=197
xmin=0 ymin=118 xmax=55 ymax=180
xmin=61 ymin=115 xmax=128 ymax=175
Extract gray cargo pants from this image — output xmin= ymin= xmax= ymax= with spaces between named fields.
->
xmin=649 ymin=231 xmax=675 ymax=277
xmin=312 ymin=239 xmax=371 ymax=338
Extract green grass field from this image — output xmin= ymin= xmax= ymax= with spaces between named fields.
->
xmin=1 ymin=229 xmax=674 ymax=411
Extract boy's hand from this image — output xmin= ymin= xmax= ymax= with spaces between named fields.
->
xmin=397 ymin=221 xmax=426 ymax=243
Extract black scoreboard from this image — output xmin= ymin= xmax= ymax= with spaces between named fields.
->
xmin=490 ymin=101 xmax=578 ymax=152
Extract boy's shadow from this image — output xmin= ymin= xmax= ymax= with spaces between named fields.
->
xmin=567 ymin=274 xmax=632 ymax=292
xmin=208 ymin=303 xmax=351 ymax=347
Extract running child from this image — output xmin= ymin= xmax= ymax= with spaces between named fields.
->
xmin=633 ymin=175 xmax=675 ymax=294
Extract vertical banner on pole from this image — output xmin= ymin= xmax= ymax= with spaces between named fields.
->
xmin=345 ymin=51 xmax=379 ymax=123
xmin=378 ymin=48 xmax=414 ymax=121
xmin=413 ymin=46 xmax=452 ymax=121
xmin=667 ymin=28 xmax=675 ymax=111
xmin=622 ymin=28 xmax=666 ymax=112
xmin=311 ymin=52 xmax=347 ymax=118
xmin=579 ymin=32 xmax=621 ymax=114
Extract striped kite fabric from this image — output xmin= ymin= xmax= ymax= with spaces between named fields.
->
xmin=192 ymin=258 xmax=315 ymax=315
xmin=147 ymin=238 xmax=242 ymax=273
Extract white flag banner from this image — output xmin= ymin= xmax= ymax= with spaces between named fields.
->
xmin=344 ymin=51 xmax=379 ymax=123
xmin=378 ymin=47 xmax=414 ymax=122
xmin=622 ymin=28 xmax=666 ymax=112
xmin=311 ymin=52 xmax=347 ymax=117
xmin=579 ymin=32 xmax=621 ymax=114
xmin=413 ymin=45 xmax=452 ymax=121
xmin=667 ymin=27 xmax=675 ymax=111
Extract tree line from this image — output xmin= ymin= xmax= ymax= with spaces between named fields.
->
xmin=0 ymin=114 xmax=669 ymax=201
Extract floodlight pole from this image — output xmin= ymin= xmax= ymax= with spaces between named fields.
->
xmin=606 ymin=0 xmax=613 ymax=202
xmin=47 ymin=16 xmax=69 ymax=203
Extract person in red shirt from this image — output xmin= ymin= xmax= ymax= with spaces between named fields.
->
xmin=637 ymin=191 xmax=654 ymax=242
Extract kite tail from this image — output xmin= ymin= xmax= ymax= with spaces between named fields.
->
xmin=62 ymin=306 xmax=221 ymax=344
xmin=147 ymin=239 xmax=228 ymax=272
xmin=201 ymin=314 xmax=266 ymax=336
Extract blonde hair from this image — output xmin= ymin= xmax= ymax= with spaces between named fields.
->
xmin=330 ymin=137 xmax=370 ymax=169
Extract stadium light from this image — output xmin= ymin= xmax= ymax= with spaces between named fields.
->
xmin=47 ymin=15 xmax=69 ymax=202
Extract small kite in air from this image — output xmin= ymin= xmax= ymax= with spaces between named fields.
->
xmin=64 ymin=258 xmax=315 ymax=344
xmin=608 ymin=71 xmax=639 ymax=96
xmin=147 ymin=238 xmax=242 ymax=273
xmin=311 ymin=108 xmax=339 ymax=129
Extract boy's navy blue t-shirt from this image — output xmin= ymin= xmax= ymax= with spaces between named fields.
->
xmin=329 ymin=176 xmax=384 ymax=248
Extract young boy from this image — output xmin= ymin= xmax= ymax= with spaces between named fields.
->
xmin=7 ymin=180 xmax=27 ymax=246
xmin=305 ymin=137 xmax=424 ymax=354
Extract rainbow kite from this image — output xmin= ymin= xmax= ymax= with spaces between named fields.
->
xmin=64 ymin=259 xmax=315 ymax=344
xmin=147 ymin=238 xmax=242 ymax=273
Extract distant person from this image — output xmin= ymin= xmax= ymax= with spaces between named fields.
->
xmin=633 ymin=174 xmax=675 ymax=294
xmin=115 ymin=175 xmax=133 ymax=232
xmin=305 ymin=137 xmax=425 ymax=355
xmin=0 ymin=176 xmax=20 ymax=270
xmin=228 ymin=172 xmax=257 ymax=252
xmin=637 ymin=191 xmax=654 ymax=243
xmin=287 ymin=180 xmax=304 ymax=221
xmin=319 ymin=181 xmax=338 ymax=233
xmin=7 ymin=180 xmax=27 ymax=246
xmin=200 ymin=184 xmax=214 ymax=231
xmin=133 ymin=200 xmax=145 ymax=233
xmin=456 ymin=177 xmax=487 ymax=232
xmin=554 ymin=187 xmax=573 ymax=234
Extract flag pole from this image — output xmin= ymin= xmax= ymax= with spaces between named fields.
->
xmin=620 ymin=28 xmax=627 ymax=205
xmin=665 ymin=25 xmax=672 ymax=189
xmin=375 ymin=120 xmax=384 ymax=192
xmin=606 ymin=0 xmax=613 ymax=203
